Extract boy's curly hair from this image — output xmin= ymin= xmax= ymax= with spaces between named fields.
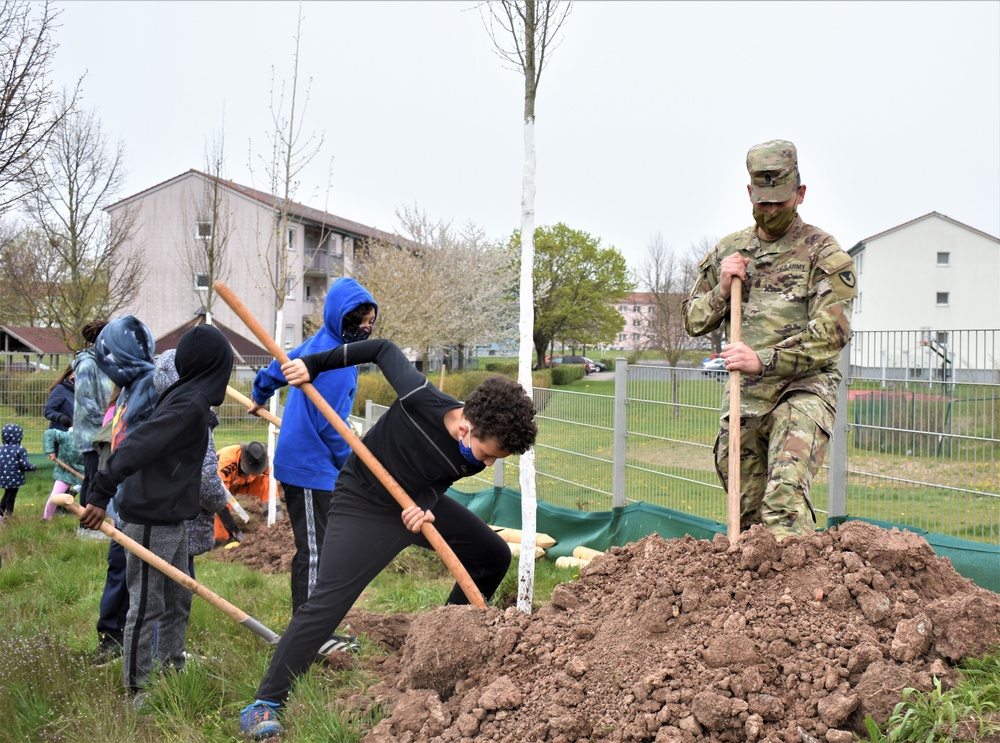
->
xmin=464 ymin=376 xmax=537 ymax=455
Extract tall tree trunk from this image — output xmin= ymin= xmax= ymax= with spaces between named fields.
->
xmin=516 ymin=0 xmax=539 ymax=615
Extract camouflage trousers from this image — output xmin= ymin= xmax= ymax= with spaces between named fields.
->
xmin=714 ymin=395 xmax=831 ymax=541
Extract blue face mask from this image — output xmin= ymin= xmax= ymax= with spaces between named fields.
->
xmin=458 ymin=432 xmax=483 ymax=464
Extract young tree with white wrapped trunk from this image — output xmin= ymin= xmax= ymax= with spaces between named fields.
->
xmin=481 ymin=0 xmax=571 ymax=613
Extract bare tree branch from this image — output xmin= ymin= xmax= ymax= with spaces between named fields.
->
xmin=13 ymin=101 xmax=144 ymax=349
xmin=176 ymin=128 xmax=234 ymax=322
xmin=0 ymin=0 xmax=80 ymax=215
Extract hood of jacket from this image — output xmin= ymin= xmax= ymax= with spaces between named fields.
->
xmin=153 ymin=348 xmax=179 ymax=394
xmin=158 ymin=325 xmax=233 ymax=408
xmin=2 ymin=423 xmax=24 ymax=445
xmin=297 ymin=277 xmax=378 ymax=356
xmin=95 ymin=316 xmax=156 ymax=388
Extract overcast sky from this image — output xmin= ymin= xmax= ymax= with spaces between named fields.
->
xmin=48 ymin=1 xmax=999 ymax=277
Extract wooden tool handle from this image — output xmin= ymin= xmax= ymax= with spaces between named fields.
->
xmin=55 ymin=495 xmax=280 ymax=644
xmin=214 ymin=281 xmax=487 ymax=608
xmin=226 ymin=385 xmax=282 ymax=428
xmin=52 ymin=456 xmax=84 ymax=481
xmin=727 ymin=276 xmax=742 ymax=542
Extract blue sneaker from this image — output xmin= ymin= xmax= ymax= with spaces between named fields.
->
xmin=240 ymin=700 xmax=283 ymax=739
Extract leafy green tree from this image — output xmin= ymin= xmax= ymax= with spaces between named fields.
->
xmin=510 ymin=222 xmax=632 ymax=366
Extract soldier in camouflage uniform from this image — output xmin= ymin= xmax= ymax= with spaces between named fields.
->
xmin=683 ymin=140 xmax=856 ymax=541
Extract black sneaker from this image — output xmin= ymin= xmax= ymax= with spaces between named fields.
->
xmin=91 ymin=634 xmax=123 ymax=667
xmin=317 ymin=632 xmax=361 ymax=659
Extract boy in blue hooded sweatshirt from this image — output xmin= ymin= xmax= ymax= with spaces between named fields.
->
xmin=81 ymin=324 xmax=234 ymax=697
xmin=249 ymin=277 xmax=377 ymax=626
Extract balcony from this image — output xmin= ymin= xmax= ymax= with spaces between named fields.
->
xmin=304 ymin=251 xmax=345 ymax=277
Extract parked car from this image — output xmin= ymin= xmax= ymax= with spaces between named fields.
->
xmin=3 ymin=361 xmax=50 ymax=374
xmin=583 ymin=357 xmax=608 ymax=372
xmin=700 ymin=355 xmax=727 ymax=379
xmin=549 ymin=355 xmax=597 ymax=374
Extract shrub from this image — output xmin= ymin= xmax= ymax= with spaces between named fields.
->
xmin=483 ymin=361 xmax=519 ymax=375
xmin=354 ymin=367 xmax=551 ymax=417
xmin=353 ymin=371 xmax=398 ymax=415
xmin=551 ymin=364 xmax=586 ymax=386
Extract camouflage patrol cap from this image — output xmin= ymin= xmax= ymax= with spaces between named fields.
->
xmin=746 ymin=139 xmax=799 ymax=203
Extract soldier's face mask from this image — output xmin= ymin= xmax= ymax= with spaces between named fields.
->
xmin=752 ymin=203 xmax=797 ymax=238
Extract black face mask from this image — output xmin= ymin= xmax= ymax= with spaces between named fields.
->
xmin=342 ymin=326 xmax=372 ymax=344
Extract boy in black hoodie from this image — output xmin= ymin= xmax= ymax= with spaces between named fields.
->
xmin=80 ymin=325 xmax=234 ymax=698
xmin=240 ymin=338 xmax=537 ymax=739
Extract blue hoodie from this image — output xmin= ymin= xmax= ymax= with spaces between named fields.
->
xmin=252 ymin=278 xmax=377 ymax=490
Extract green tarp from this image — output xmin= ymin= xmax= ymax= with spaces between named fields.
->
xmin=448 ymin=487 xmax=1000 ymax=595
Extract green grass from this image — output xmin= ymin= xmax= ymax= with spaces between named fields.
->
xmin=0 ymin=476 xmax=582 ymax=742
xmin=858 ymin=655 xmax=1000 ymax=742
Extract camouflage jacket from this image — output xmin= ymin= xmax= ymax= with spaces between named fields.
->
xmin=682 ymin=214 xmax=856 ymax=428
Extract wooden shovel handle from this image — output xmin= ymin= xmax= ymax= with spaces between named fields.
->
xmin=55 ymin=494 xmax=280 ymax=644
xmin=727 ymin=276 xmax=742 ymax=542
xmin=226 ymin=385 xmax=282 ymax=428
xmin=52 ymin=456 xmax=84 ymax=481
xmin=214 ymin=281 xmax=487 ymax=608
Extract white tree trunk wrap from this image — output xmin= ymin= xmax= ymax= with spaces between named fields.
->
xmin=517 ymin=116 xmax=538 ymax=614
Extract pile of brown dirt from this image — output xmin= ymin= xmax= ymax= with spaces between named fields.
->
xmin=351 ymin=523 xmax=1000 ymax=742
xmin=205 ymin=494 xmax=295 ymax=573
xmin=210 ymin=508 xmax=1000 ymax=742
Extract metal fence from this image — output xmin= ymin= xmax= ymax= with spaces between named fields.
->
xmin=430 ymin=329 xmax=1000 ymax=547
xmin=5 ymin=329 xmax=998 ymax=546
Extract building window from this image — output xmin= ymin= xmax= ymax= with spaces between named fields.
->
xmin=194 ymin=272 xmax=209 ymax=291
xmin=283 ymin=323 xmax=295 ymax=349
xmin=936 ymin=292 xmax=949 ymax=306
xmin=633 ymin=319 xmax=641 ymax=327
xmin=633 ymin=305 xmax=640 ymax=312
xmin=936 ymin=331 xmax=948 ymax=345
xmin=196 ymin=221 xmax=212 ymax=240
xmin=619 ymin=306 xmax=626 ymax=312
xmin=285 ymin=278 xmax=295 ymax=300
xmin=631 ymin=333 xmax=639 ymax=341
xmin=854 ymin=252 xmax=863 ymax=274
xmin=856 ymin=292 xmax=861 ymax=314
xmin=936 ymin=252 xmax=950 ymax=266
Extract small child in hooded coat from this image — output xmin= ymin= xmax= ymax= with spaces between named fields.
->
xmin=0 ymin=423 xmax=37 ymax=517
xmin=41 ymin=427 xmax=85 ymax=520
xmin=80 ymin=325 xmax=234 ymax=695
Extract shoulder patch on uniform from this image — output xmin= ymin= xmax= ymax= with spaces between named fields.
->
xmin=839 ymin=271 xmax=856 ymax=288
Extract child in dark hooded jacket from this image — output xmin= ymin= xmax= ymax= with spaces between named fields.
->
xmin=80 ymin=324 xmax=234 ymax=696
xmin=0 ymin=423 xmax=37 ymax=517
xmin=151 ymin=348 xmax=229 ymax=576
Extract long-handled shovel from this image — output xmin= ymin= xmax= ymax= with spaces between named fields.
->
xmin=727 ymin=276 xmax=743 ymax=542
xmin=53 ymin=456 xmax=84 ymax=481
xmin=226 ymin=385 xmax=282 ymax=428
xmin=214 ymin=280 xmax=488 ymax=609
xmin=54 ymin=494 xmax=281 ymax=645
